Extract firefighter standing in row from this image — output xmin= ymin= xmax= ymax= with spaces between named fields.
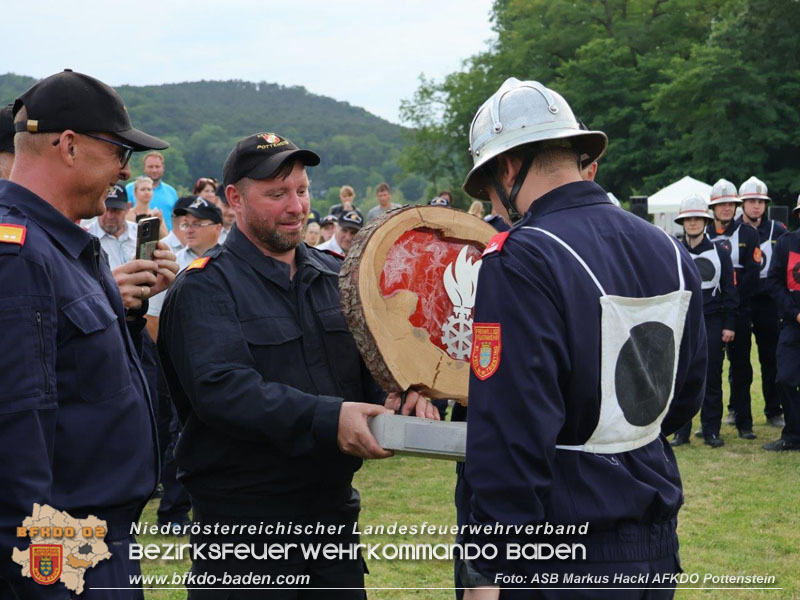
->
xmin=737 ymin=176 xmax=787 ymax=428
xmin=459 ymin=78 xmax=706 ymax=599
xmin=672 ymin=195 xmax=738 ymax=448
xmin=762 ymin=196 xmax=800 ymax=451
xmin=705 ymin=179 xmax=761 ymax=439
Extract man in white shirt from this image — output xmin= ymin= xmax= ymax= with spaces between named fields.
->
xmin=85 ymin=184 xmax=138 ymax=269
xmin=160 ymin=196 xmax=194 ymax=254
xmin=316 ymin=209 xmax=363 ymax=255
xmin=147 ymin=198 xmax=223 ymax=335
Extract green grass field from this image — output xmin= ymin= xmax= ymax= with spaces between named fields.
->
xmin=138 ymin=350 xmax=800 ymax=599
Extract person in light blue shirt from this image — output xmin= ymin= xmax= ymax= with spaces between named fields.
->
xmin=126 ymin=151 xmax=178 ymax=230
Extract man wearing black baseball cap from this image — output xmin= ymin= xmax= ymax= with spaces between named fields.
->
xmin=317 ymin=208 xmax=364 ymax=256
xmin=159 ymin=131 xmax=437 ymax=598
xmin=85 ymin=183 xmax=139 ymax=269
xmin=0 ymin=69 xmax=178 ymax=599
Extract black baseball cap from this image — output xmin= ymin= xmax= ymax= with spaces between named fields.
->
xmin=104 ymin=184 xmax=128 ymax=209
xmin=12 ymin=69 xmax=168 ymax=151
xmin=339 ymin=210 xmax=364 ymax=230
xmin=0 ymin=104 xmax=14 ymax=153
xmin=320 ymin=214 xmax=337 ymax=227
xmin=173 ymin=196 xmax=196 ymax=217
xmin=174 ymin=197 xmax=222 ymax=224
xmin=222 ymin=132 xmax=319 ymax=187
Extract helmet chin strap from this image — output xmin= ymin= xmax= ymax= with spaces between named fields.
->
xmin=489 ymin=154 xmax=534 ymax=224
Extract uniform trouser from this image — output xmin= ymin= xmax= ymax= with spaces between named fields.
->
xmin=779 ymin=385 xmax=800 ymax=443
xmin=496 ymin=553 xmax=679 ymax=599
xmin=750 ymin=294 xmax=783 ymax=418
xmin=676 ymin=313 xmax=723 ymax=439
xmin=187 ymin=512 xmax=366 ymax=599
xmin=728 ymin=308 xmax=756 ymax=430
xmin=453 ymin=461 xmax=471 ymax=600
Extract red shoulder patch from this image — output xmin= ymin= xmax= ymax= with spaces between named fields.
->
xmin=482 ymin=231 xmax=510 ymax=257
xmin=186 ymin=257 xmax=211 ymax=271
xmin=471 ymin=323 xmax=502 ymax=380
xmin=753 ymin=246 xmax=763 ymax=264
xmin=0 ymin=224 xmax=26 ymax=246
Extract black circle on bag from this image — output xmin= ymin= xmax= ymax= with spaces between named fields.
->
xmin=615 ymin=322 xmax=675 ymax=426
xmin=693 ymin=257 xmax=715 ymax=282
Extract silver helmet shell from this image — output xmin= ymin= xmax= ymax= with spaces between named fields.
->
xmin=463 ymin=78 xmax=607 ymax=200
xmin=708 ymin=178 xmax=740 ymax=206
xmin=738 ymin=176 xmax=770 ymax=202
xmin=674 ymin=193 xmax=713 ymax=224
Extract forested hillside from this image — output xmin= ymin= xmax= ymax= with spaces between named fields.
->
xmin=0 ymin=74 xmax=426 ymax=212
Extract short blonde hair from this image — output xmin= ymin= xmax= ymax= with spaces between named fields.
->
xmin=340 ymin=185 xmax=355 ymax=198
xmin=134 ymin=175 xmax=154 ymax=192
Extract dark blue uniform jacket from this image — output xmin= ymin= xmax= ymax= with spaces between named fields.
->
xmin=706 ymin=219 xmax=760 ymax=308
xmin=0 ymin=181 xmax=158 ymax=597
xmin=158 ymin=226 xmax=382 ymax=518
xmin=685 ymin=236 xmax=738 ymax=329
xmin=745 ymin=216 xmax=787 ymax=296
xmin=465 ymin=182 xmax=706 ymax=576
xmin=766 ymin=230 xmax=800 ymax=386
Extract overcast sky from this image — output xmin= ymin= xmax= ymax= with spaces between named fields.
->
xmin=2 ymin=0 xmax=496 ymax=124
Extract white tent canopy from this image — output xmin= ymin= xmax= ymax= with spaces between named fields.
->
xmin=648 ymin=176 xmax=712 ymax=234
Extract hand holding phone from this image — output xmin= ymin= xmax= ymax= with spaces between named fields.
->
xmin=136 ymin=216 xmax=161 ymax=261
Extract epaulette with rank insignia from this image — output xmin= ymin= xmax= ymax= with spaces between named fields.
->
xmin=186 ymin=256 xmax=211 ymax=271
xmin=0 ymin=209 xmax=28 ymax=255
xmin=482 ymin=231 xmax=510 ymax=257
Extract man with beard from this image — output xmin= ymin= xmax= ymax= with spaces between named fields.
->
xmin=671 ymin=195 xmax=737 ymax=447
xmin=158 ymin=132 xmax=437 ymax=599
xmin=706 ymin=178 xmax=761 ymax=439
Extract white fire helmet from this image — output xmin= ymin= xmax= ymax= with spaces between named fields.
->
xmin=738 ymin=176 xmax=770 ymax=202
xmin=674 ymin=194 xmax=713 ymax=224
xmin=463 ymin=78 xmax=607 ymax=201
xmin=708 ymin=178 xmax=740 ymax=207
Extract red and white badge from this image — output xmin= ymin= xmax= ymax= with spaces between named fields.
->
xmin=471 ymin=323 xmax=502 ymax=380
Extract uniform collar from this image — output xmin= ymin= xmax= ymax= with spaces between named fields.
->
xmin=0 ymin=179 xmax=92 ymax=259
xmin=225 ymin=224 xmax=336 ymax=289
xmin=522 ymin=180 xmax=612 ymax=223
xmin=684 ymin=234 xmax=712 ymax=254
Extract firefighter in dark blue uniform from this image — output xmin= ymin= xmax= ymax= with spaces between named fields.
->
xmin=705 ymin=179 xmax=761 ymax=439
xmin=458 ymin=78 xmax=706 ymax=600
xmin=762 ymin=197 xmax=800 ymax=451
xmin=671 ymin=195 xmax=738 ymax=447
xmin=158 ymin=132 xmax=437 ymax=599
xmin=0 ymin=70 xmax=176 ymax=599
xmin=737 ymin=176 xmax=787 ymax=428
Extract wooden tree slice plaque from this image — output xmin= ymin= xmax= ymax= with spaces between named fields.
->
xmin=340 ymin=206 xmax=497 ymax=403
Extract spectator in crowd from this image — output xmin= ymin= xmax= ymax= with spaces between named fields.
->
xmin=213 ymin=183 xmax=236 ymax=244
xmin=320 ymin=213 xmax=338 ymax=242
xmin=328 ymin=184 xmax=362 ymax=219
xmin=304 ymin=221 xmax=321 ymax=246
xmin=86 ymin=184 xmax=139 ymax=269
xmin=127 ymin=175 xmax=168 ymax=237
xmin=0 ymin=68 xmax=178 ymax=599
xmin=671 ymin=195 xmax=738 ymax=448
xmin=193 ymin=176 xmax=218 ymax=203
xmin=161 ymin=196 xmax=193 ymax=254
xmin=158 ymin=131 xmax=436 ymax=597
xmin=126 ymin=151 xmax=179 ymax=231
xmin=467 ymin=200 xmax=484 ymax=218
xmin=439 ymin=190 xmax=453 ymax=204
xmin=367 ymin=182 xmax=401 ymax=222
xmin=763 ymin=196 xmax=800 ymax=451
xmin=0 ymin=104 xmax=13 ymax=179
xmin=738 ymin=176 xmax=787 ymax=428
xmin=317 ymin=209 xmax=364 ymax=255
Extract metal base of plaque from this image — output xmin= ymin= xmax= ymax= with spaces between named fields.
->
xmin=368 ymin=414 xmax=466 ymax=461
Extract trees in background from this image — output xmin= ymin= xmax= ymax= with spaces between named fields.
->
xmin=400 ymin=0 xmax=800 ymax=207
